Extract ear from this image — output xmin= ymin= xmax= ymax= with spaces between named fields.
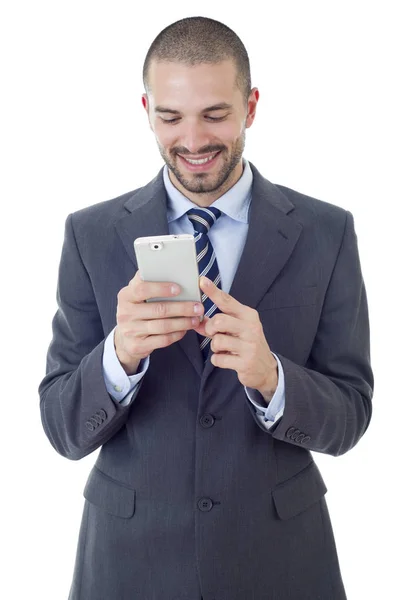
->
xmin=245 ymin=88 xmax=259 ymax=128
xmin=142 ymin=93 xmax=149 ymax=112
xmin=142 ymin=94 xmax=153 ymax=130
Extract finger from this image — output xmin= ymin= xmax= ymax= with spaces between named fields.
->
xmin=129 ymin=271 xmax=182 ymax=303
xmin=210 ymin=333 xmax=242 ymax=354
xmin=199 ymin=277 xmax=252 ymax=319
xmin=125 ymin=316 xmax=201 ymax=337
xmin=192 ymin=315 xmax=211 ymax=337
xmin=210 ymin=352 xmax=241 ymax=370
xmin=204 ymin=313 xmax=244 ymax=338
xmin=137 ymin=330 xmax=188 ymax=355
xmin=132 ymin=299 xmax=204 ymax=321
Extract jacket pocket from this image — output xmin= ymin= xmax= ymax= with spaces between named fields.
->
xmin=83 ymin=466 xmax=136 ymax=519
xmin=257 ymin=286 xmax=317 ymax=311
xmin=272 ymin=461 xmax=327 ymax=520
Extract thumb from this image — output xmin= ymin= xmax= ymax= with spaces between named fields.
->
xmin=192 ymin=315 xmax=211 ymax=337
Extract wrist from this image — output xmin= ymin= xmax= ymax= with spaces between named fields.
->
xmin=114 ymin=329 xmax=142 ymax=376
xmin=258 ymin=356 xmax=278 ymax=402
xmin=118 ymin=353 xmax=142 ymax=376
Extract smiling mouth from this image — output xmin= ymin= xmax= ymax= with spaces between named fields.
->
xmin=178 ymin=151 xmax=221 ymax=165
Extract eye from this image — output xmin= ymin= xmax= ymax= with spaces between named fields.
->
xmin=160 ymin=114 xmax=228 ymax=124
xmin=160 ymin=117 xmax=180 ymax=124
xmin=205 ymin=115 xmax=227 ymax=122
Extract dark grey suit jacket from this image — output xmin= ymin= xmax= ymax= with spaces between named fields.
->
xmin=39 ymin=162 xmax=373 ymax=600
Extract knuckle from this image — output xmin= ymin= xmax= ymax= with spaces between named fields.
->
xmin=161 ymin=334 xmax=172 ymax=347
xmin=220 ymin=290 xmax=230 ymax=302
xmin=250 ymin=307 xmax=260 ymax=322
xmin=212 ymin=353 xmax=220 ymax=366
xmin=154 ymin=302 xmax=167 ymax=318
xmin=116 ymin=301 xmax=137 ymax=324
xmin=130 ymin=271 xmax=141 ymax=284
xmin=116 ymin=304 xmax=130 ymax=322
xmin=144 ymin=320 xmax=154 ymax=335
xmin=134 ymin=281 xmax=145 ymax=299
xmin=117 ymin=288 xmax=127 ymax=303
xmin=189 ymin=304 xmax=200 ymax=317
xmin=213 ymin=314 xmax=224 ymax=329
xmin=116 ymin=311 xmax=130 ymax=324
xmin=159 ymin=319 xmax=171 ymax=334
xmin=249 ymin=320 xmax=261 ymax=334
xmin=211 ymin=335 xmax=221 ymax=351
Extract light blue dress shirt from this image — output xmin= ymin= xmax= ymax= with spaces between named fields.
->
xmin=102 ymin=158 xmax=285 ymax=429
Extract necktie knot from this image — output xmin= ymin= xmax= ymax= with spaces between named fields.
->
xmin=186 ymin=207 xmax=221 ymax=235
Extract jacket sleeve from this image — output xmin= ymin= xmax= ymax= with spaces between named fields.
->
xmin=268 ymin=211 xmax=373 ymax=456
xmin=39 ymin=214 xmax=136 ymax=460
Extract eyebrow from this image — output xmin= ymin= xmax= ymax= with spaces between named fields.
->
xmin=154 ymin=102 xmax=233 ymax=115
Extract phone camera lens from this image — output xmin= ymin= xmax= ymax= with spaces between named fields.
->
xmin=150 ymin=242 xmax=163 ymax=251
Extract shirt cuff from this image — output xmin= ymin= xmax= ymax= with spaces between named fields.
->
xmin=245 ymin=352 xmax=285 ymax=430
xmin=102 ymin=327 xmax=150 ymax=404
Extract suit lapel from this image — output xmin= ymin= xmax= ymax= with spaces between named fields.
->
xmin=114 ymin=168 xmax=204 ymax=377
xmin=114 ymin=169 xmax=170 ymax=269
xmin=229 ymin=163 xmax=303 ymax=308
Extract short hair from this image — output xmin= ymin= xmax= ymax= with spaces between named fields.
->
xmin=142 ymin=17 xmax=251 ymax=102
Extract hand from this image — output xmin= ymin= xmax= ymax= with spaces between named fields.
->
xmin=194 ymin=276 xmax=278 ymax=401
xmin=114 ymin=271 xmax=204 ymax=374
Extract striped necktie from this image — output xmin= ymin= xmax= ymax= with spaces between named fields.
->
xmin=186 ymin=207 xmax=222 ymax=360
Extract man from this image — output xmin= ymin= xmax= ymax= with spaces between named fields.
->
xmin=39 ymin=16 xmax=373 ymax=600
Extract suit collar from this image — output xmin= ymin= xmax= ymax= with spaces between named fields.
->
xmin=121 ymin=160 xmax=295 ymax=217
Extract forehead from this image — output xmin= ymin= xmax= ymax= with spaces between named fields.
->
xmin=147 ymin=60 xmax=241 ymax=110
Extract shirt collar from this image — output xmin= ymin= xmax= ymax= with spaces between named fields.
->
xmin=162 ymin=157 xmax=253 ymax=224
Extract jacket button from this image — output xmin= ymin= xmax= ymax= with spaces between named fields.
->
xmin=289 ymin=428 xmax=301 ymax=440
xmin=98 ymin=409 xmax=107 ymax=420
xmin=286 ymin=427 xmax=296 ymax=438
xmin=85 ymin=421 xmax=95 ymax=431
xmin=294 ymin=433 xmax=305 ymax=443
xmin=301 ymin=435 xmax=311 ymax=444
xmin=199 ymin=414 xmax=215 ymax=428
xmin=197 ymin=497 xmax=213 ymax=512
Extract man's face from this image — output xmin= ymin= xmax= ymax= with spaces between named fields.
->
xmin=143 ymin=60 xmax=259 ymax=202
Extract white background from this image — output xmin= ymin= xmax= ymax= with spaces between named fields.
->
xmin=1 ymin=1 xmax=398 ymax=598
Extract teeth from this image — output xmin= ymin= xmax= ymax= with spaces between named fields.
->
xmin=183 ymin=153 xmax=218 ymax=165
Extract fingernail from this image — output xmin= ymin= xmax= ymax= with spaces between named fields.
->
xmin=191 ymin=317 xmax=199 ymax=325
xmin=171 ymin=284 xmax=180 ymax=295
xmin=193 ymin=303 xmax=202 ymax=314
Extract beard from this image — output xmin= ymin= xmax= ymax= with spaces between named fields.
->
xmin=156 ymin=131 xmax=246 ymax=195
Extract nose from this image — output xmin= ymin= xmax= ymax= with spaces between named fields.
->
xmin=180 ymin=120 xmax=210 ymax=155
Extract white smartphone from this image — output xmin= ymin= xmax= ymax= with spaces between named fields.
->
xmin=133 ymin=234 xmax=202 ymax=305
